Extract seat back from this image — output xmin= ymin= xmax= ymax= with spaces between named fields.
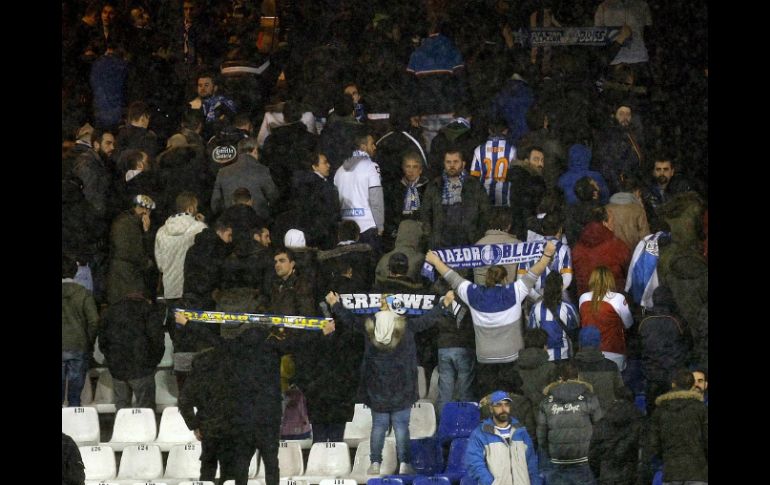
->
xmin=155 ymin=406 xmax=197 ymax=445
xmin=425 ymin=367 xmax=439 ymax=403
xmin=408 ymin=402 xmax=436 ymax=439
xmin=256 ymin=441 xmax=304 ymax=478
xmin=117 ymin=444 xmax=164 ymax=479
xmin=109 ymin=408 xmax=158 ymax=443
xmin=413 ymin=477 xmax=451 ymax=485
xmin=79 ymin=445 xmax=117 ymax=480
xmin=409 ymin=437 xmax=444 ymax=475
xmin=437 ymin=402 xmax=480 ymax=444
xmin=444 ymin=438 xmax=469 ymax=474
xmin=304 ymin=442 xmax=351 ymax=476
xmin=164 ymin=443 xmax=202 ymax=479
xmin=63 ymin=407 xmax=100 ymax=445
xmin=417 ymin=366 xmax=427 ymax=399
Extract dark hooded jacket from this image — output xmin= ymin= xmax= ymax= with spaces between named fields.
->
xmin=330 ymin=302 xmax=447 ymax=412
xmin=261 ymin=122 xmax=319 ymax=206
xmin=62 ymin=177 xmax=105 ymax=262
xmin=318 ymin=242 xmax=378 ymax=294
xmin=537 ymin=379 xmax=603 ymax=463
xmin=588 ymin=397 xmax=644 ymax=484
xmin=385 ymin=175 xmax=430 ymax=237
xmin=573 ymin=348 xmax=627 ymax=412
xmin=107 ymin=210 xmax=152 ymax=304
xmin=557 ymin=144 xmax=610 ymax=206
xmin=62 ymin=280 xmax=99 ymax=352
xmin=648 ymin=390 xmax=708 ymax=482
xmin=572 ymin=221 xmax=631 ymax=295
xmin=156 ymin=145 xmax=209 ymax=221
xmin=638 ymin=286 xmax=689 ymax=383
xmin=508 ymin=161 xmax=546 ymax=239
xmin=507 ymin=347 xmax=557 ymax=410
xmin=99 ymin=294 xmax=165 ymax=381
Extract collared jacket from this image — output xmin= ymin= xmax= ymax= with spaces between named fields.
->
xmin=465 ymin=417 xmax=542 ymax=485
xmin=421 ymin=174 xmax=491 ymax=250
xmin=537 ymin=379 xmax=603 ymax=464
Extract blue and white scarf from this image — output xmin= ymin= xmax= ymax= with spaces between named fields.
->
xmin=403 ymin=178 xmax=421 ymax=214
xmin=442 ymin=171 xmax=467 ymax=206
xmin=421 ymin=241 xmax=548 ymax=280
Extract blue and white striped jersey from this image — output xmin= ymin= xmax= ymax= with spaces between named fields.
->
xmin=470 ymin=136 xmax=517 ymax=207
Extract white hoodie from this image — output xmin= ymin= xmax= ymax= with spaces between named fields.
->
xmin=154 ymin=213 xmax=207 ymax=299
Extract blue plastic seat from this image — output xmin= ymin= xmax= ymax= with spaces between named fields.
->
xmin=413 ymin=476 xmax=452 ymax=485
xmin=434 ymin=438 xmax=469 ymax=483
xmin=459 ymin=475 xmax=476 ymax=485
xmin=437 ymin=402 xmax=480 ymax=445
xmin=368 ymin=478 xmax=406 ymax=485
xmin=410 ymin=437 xmax=444 ymax=476
xmin=634 ymin=394 xmax=647 ymax=416
xmin=652 ymin=470 xmax=663 ymax=485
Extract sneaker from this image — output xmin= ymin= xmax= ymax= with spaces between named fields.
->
xmin=399 ymin=462 xmax=415 ymax=474
xmin=367 ymin=462 xmax=381 ymax=475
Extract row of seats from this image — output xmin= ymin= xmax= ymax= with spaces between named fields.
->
xmin=80 ymin=437 xmax=471 ymax=485
xmin=68 ymin=365 xmax=440 ymax=415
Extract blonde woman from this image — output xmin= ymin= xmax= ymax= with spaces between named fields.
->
xmin=578 ymin=266 xmax=633 ymax=371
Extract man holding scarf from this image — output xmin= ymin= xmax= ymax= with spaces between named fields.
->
xmin=421 ymin=149 xmax=490 ymax=250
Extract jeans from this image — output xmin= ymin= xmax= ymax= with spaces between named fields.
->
xmin=436 ymin=347 xmax=475 ymax=416
xmin=62 ymin=350 xmax=89 ymax=406
xmin=370 ymin=407 xmax=411 ymax=464
xmin=548 ymin=462 xmax=596 ymax=485
xmin=113 ymin=374 xmax=156 ymax=411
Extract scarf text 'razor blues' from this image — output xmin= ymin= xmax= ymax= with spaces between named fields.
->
xmin=421 ymin=240 xmax=548 ymax=280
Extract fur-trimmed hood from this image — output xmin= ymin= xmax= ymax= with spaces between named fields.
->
xmin=365 ymin=310 xmax=407 ymax=351
xmin=543 ymin=378 xmax=595 ymax=396
xmin=654 ymin=389 xmax=704 ymax=406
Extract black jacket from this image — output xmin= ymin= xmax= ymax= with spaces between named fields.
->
xmin=289 ymin=170 xmax=341 ymax=249
xmin=588 ymin=398 xmax=644 ymax=484
xmin=262 ymin=121 xmax=319 ymax=205
xmin=508 ymin=164 xmax=546 ymax=239
xmin=62 ymin=433 xmax=85 ymax=485
xmin=507 ymin=347 xmax=557 ymax=410
xmin=420 ymin=174 xmax=491 ymax=249
xmin=648 ymin=390 xmax=708 ymax=482
xmin=99 ymin=294 xmax=165 ymax=381
xmin=183 ymin=228 xmax=232 ymax=310
xmin=573 ymin=348 xmax=627 ymax=413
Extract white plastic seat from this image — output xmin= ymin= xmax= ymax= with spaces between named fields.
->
xmin=104 ymin=408 xmax=157 ymax=452
xmin=347 ymin=438 xmax=397 ymax=483
xmin=80 ymin=445 xmax=117 ymax=481
xmin=408 ymin=402 xmax=436 ymax=439
xmin=294 ymin=442 xmax=351 ymax=483
xmin=63 ymin=407 xmax=100 ymax=445
xmin=155 ymin=369 xmax=179 ymax=412
xmin=343 ymin=404 xmax=372 ymax=448
xmin=130 ymin=482 xmax=168 ymax=485
xmin=158 ymin=332 xmax=174 ymax=368
xmin=319 ymin=479 xmax=357 ymax=485
xmin=85 ymin=481 xmax=120 ymax=485
xmin=255 ymin=441 xmax=304 ymax=479
xmin=92 ymin=368 xmax=117 ymax=414
xmin=117 ymin=444 xmax=164 ymax=481
xmin=93 ymin=337 xmax=106 ymax=365
xmin=417 ymin=366 xmax=427 ymax=399
xmin=164 ymin=443 xmax=202 ymax=481
xmin=154 ymin=406 xmax=198 ymax=451
xmin=177 ymin=482 xmax=215 ymax=485
xmin=243 ymin=479 xmax=308 ymax=485
xmin=215 ymin=452 xmax=259 ymax=479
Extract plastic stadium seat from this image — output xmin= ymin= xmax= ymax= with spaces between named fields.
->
xmin=158 ymin=332 xmax=174 ymax=368
xmin=436 ymin=403 xmax=480 ymax=445
xmin=435 ymin=438 xmax=468 ymax=483
xmin=417 ymin=366 xmax=427 ymax=399
xmin=408 ymin=402 xmax=436 ymax=439
xmin=635 ymin=394 xmax=647 ymax=416
xmin=366 ymin=478 xmax=404 ymax=485
xmin=117 ymin=444 xmax=164 ymax=481
xmin=130 ymin=482 xmax=169 ymax=485
xmin=155 ymin=369 xmax=179 ymax=412
xmin=85 ymin=481 xmax=120 ymax=485
xmin=458 ymin=476 xmax=476 ymax=485
xmin=63 ymin=407 xmax=100 ymax=446
xmin=216 ymin=453 xmax=258 ymax=479
xmin=408 ymin=437 xmax=443 ymax=476
xmin=422 ymin=368 xmax=439 ymax=404
xmin=163 ymin=443 xmax=202 ymax=482
xmin=295 ymin=442 xmax=351 ymax=483
xmin=348 ymin=438 xmax=397 ymax=483
xmin=91 ymin=368 xmax=117 ymax=414
xmin=319 ymin=479 xmax=357 ymax=485
xmin=413 ymin=477 xmax=451 ymax=485
xmin=80 ymin=445 xmax=117 ymax=481
xmin=104 ymin=408 xmax=157 ymax=452
xmin=154 ymin=406 xmax=198 ymax=452
xmin=178 ymin=482 xmax=215 ymax=485
xmin=93 ymin=337 xmax=106 ymax=365
xmin=344 ymin=404 xmax=373 ymax=448
xmin=255 ymin=441 xmax=305 ymax=479
xmin=652 ymin=470 xmax=663 ymax=485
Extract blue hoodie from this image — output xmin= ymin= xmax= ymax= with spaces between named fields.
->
xmin=557 ymin=144 xmax=610 ymax=205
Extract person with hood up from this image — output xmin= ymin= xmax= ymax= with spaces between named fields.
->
xmin=465 ymin=390 xmax=543 ymax=485
xmin=573 ymin=326 xmax=628 ymax=412
xmin=325 ymin=289 xmax=455 ymax=475
xmin=334 ymin=127 xmax=385 ymax=254
xmin=557 ymin=144 xmax=610 ymax=206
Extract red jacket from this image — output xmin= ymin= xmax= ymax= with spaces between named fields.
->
xmin=572 ymin=222 xmax=630 ymax=295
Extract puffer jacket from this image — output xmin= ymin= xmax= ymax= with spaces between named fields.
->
xmin=648 ymin=390 xmax=708 ymax=482
xmin=62 ymin=281 xmax=99 ymax=352
xmin=537 ymin=379 xmax=603 ymax=464
xmin=155 ymin=213 xmax=207 ymax=299
xmin=465 ymin=416 xmax=542 ymax=485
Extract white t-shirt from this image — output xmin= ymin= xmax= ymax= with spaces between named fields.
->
xmin=334 ymin=152 xmax=382 ymax=233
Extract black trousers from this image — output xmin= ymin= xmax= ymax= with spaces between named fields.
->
xmin=199 ymin=433 xmax=257 ymax=485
